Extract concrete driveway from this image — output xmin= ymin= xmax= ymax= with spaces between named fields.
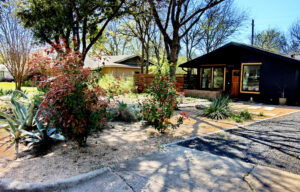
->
xmin=64 ymin=145 xmax=300 ymax=192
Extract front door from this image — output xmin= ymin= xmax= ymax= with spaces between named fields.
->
xmin=231 ymin=70 xmax=240 ymax=97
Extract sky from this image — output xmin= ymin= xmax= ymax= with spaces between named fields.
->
xmin=234 ymin=0 xmax=300 ymax=44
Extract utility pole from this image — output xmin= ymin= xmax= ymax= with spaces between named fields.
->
xmin=251 ymin=19 xmax=254 ymax=45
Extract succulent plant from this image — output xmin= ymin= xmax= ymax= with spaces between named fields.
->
xmin=0 ymin=90 xmax=65 ymax=157
xmin=22 ymin=109 xmax=65 ymax=151
xmin=0 ymin=90 xmax=35 ymax=157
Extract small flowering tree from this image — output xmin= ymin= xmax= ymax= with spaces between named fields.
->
xmin=30 ymin=41 xmax=108 ymax=146
xmin=141 ymin=75 xmax=187 ymax=133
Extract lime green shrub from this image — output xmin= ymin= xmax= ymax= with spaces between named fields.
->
xmin=99 ymin=74 xmax=136 ymax=96
xmin=0 ymin=82 xmax=39 ymax=94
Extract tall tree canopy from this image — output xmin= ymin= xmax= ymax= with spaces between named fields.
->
xmin=289 ymin=19 xmax=300 ymax=53
xmin=123 ymin=1 xmax=156 ymax=74
xmin=199 ymin=0 xmax=247 ymax=53
xmin=0 ymin=3 xmax=33 ymax=90
xmin=253 ymin=29 xmax=288 ymax=53
xmin=16 ymin=0 xmax=131 ymax=61
xmin=181 ymin=0 xmax=247 ymax=61
xmin=148 ymin=0 xmax=225 ymax=77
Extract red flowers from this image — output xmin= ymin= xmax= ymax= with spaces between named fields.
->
xmin=180 ymin=112 xmax=189 ymax=119
xmin=141 ymin=74 xmax=187 ymax=132
xmin=31 ymin=39 xmax=109 ymax=146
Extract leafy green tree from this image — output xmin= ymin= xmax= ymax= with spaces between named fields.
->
xmin=90 ymin=22 xmax=133 ymax=57
xmin=16 ymin=0 xmax=131 ymax=61
xmin=104 ymin=21 xmax=133 ymax=56
xmin=253 ymin=29 xmax=288 ymax=53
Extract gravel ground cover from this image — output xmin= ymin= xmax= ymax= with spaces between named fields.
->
xmin=178 ymin=112 xmax=300 ymax=175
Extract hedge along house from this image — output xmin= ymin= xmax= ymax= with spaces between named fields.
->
xmin=179 ymin=42 xmax=300 ymax=105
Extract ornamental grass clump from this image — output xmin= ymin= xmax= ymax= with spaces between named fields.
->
xmin=30 ymin=41 xmax=109 ymax=146
xmin=202 ymin=95 xmax=232 ymax=120
xmin=141 ymin=75 xmax=187 ymax=133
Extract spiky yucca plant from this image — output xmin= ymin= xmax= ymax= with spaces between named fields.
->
xmin=202 ymin=95 xmax=232 ymax=120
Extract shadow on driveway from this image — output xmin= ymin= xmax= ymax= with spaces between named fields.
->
xmin=178 ymin=112 xmax=300 ymax=175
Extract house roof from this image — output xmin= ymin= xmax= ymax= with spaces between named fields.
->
xmin=84 ymin=55 xmax=141 ymax=70
xmin=0 ymin=64 xmax=9 ymax=72
xmin=179 ymin=42 xmax=300 ymax=68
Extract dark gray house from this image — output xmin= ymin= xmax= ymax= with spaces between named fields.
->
xmin=179 ymin=42 xmax=300 ymax=105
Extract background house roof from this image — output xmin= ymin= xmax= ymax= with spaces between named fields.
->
xmin=84 ymin=55 xmax=141 ymax=70
xmin=180 ymin=42 xmax=300 ymax=68
xmin=0 ymin=64 xmax=9 ymax=72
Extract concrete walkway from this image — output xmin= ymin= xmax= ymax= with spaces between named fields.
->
xmin=65 ymin=145 xmax=300 ymax=192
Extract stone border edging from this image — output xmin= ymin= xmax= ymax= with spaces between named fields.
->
xmin=0 ymin=166 xmax=112 ymax=192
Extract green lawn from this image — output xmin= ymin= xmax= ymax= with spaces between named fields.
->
xmin=0 ymin=82 xmax=39 ymax=94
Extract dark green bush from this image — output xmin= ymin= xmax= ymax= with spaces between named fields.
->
xmin=231 ymin=114 xmax=244 ymax=123
xmin=22 ymin=80 xmax=34 ymax=87
xmin=240 ymin=109 xmax=253 ymax=120
xmin=231 ymin=109 xmax=253 ymax=122
xmin=202 ymin=95 xmax=232 ymax=120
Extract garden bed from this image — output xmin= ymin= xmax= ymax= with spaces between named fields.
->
xmin=0 ymin=97 xmax=299 ymax=183
xmin=0 ymin=121 xmax=183 ymax=182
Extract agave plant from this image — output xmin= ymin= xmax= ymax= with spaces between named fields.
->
xmin=0 ymin=90 xmax=65 ymax=157
xmin=22 ymin=109 xmax=65 ymax=149
xmin=0 ymin=90 xmax=35 ymax=157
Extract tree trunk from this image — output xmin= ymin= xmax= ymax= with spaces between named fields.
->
xmin=169 ymin=56 xmax=177 ymax=80
xmin=15 ymin=79 xmax=22 ymax=90
xmin=145 ymin=44 xmax=149 ymax=74
xmin=168 ymin=44 xmax=179 ymax=79
xmin=15 ymin=142 xmax=19 ymax=159
xmin=140 ymin=42 xmax=145 ymax=74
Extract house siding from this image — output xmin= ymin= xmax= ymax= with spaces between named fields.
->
xmin=180 ymin=43 xmax=300 ymax=105
xmin=101 ymin=67 xmax=139 ymax=78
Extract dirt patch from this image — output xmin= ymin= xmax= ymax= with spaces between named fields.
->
xmin=0 ymin=122 xmax=182 ymax=182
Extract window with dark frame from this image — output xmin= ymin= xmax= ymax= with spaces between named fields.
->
xmin=201 ymin=68 xmax=212 ymax=89
xmin=213 ymin=67 xmax=224 ymax=89
xmin=200 ymin=67 xmax=225 ymax=90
